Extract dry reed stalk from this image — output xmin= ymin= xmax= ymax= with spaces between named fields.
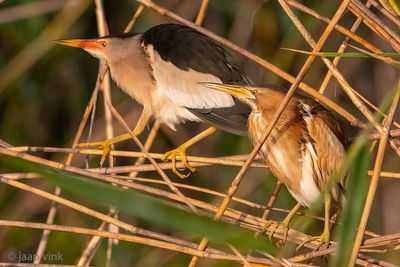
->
xmin=35 ymin=61 xmax=106 ymax=262
xmin=128 ymin=120 xmax=160 ymax=178
xmin=0 ymin=171 xmax=389 ymax=240
xmin=349 ymin=0 xmax=400 ymax=51
xmin=1 ymin=151 xmax=392 ymax=263
xmin=76 ymin=121 xmax=159 ymax=266
xmin=318 ymin=1 xmax=372 ymax=94
xmin=227 ymin=244 xmax=252 ymax=267
xmin=0 ymin=175 xmax=197 ymax=247
xmin=93 ymin=2 xmax=115 ymax=264
xmin=125 ymin=4 xmax=145 ymax=31
xmin=94 ymin=0 xmax=114 ymax=166
xmin=0 ymin=147 xmax=336 ymax=248
xmin=288 ymin=233 xmax=399 ymax=264
xmin=76 ymin=210 xmax=116 ymax=266
xmin=0 ymin=220 xmax=278 ymax=265
xmin=104 ymin=98 xmax=199 ymax=213
xmin=349 ymin=85 xmax=400 ymax=266
xmin=0 ymin=172 xmax=369 ymax=230
xmin=11 ymin=146 xmax=267 ymax=168
xmin=259 ymin=182 xmax=283 ymax=223
xmin=286 ymin=1 xmax=394 ymax=55
xmin=368 ymin=0 xmax=400 ymax=27
xmin=195 ymin=0 xmax=209 ymax=25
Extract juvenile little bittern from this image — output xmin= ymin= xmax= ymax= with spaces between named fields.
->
xmin=203 ymin=83 xmax=348 ymax=246
xmin=56 ymin=23 xmax=250 ymax=178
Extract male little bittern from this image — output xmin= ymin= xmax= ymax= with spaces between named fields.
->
xmin=56 ymin=23 xmax=250 ymax=178
xmin=203 ymin=83 xmax=348 ymax=246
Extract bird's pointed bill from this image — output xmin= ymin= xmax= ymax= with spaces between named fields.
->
xmin=201 ymin=83 xmax=256 ymax=99
xmin=54 ymin=39 xmax=103 ymax=50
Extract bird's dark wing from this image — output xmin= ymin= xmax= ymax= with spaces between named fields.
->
xmin=188 ymin=98 xmax=251 ymax=136
xmin=142 ymin=23 xmax=249 ymax=85
xmin=142 ymin=23 xmax=251 ymax=135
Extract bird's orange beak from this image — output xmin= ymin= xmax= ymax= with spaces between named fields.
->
xmin=54 ymin=39 xmax=104 ymax=51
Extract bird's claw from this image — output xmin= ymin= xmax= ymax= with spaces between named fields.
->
xmin=161 ymin=145 xmax=195 ymax=179
xmin=78 ymin=140 xmax=114 ymax=167
xmin=296 ymin=229 xmax=330 ymax=252
xmin=262 ymin=220 xmax=289 ymax=243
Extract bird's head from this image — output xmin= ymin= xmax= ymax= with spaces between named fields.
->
xmin=201 ymin=83 xmax=259 ymax=109
xmin=55 ymin=34 xmax=140 ymax=62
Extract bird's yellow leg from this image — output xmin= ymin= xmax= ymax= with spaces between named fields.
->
xmin=162 ymin=126 xmax=217 ymax=179
xmin=297 ymin=193 xmax=331 ymax=251
xmin=264 ymin=203 xmax=301 ymax=243
xmin=78 ymin=111 xmax=151 ymax=166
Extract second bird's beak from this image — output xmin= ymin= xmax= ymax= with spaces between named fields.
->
xmin=201 ymin=83 xmax=256 ymax=99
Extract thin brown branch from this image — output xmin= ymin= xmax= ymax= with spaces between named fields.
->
xmin=76 ymin=210 xmax=115 ymax=266
xmin=129 ymin=120 xmax=160 ymax=178
xmin=349 ymin=84 xmax=400 ymax=266
xmin=195 ymin=0 xmax=209 ymax=25
xmin=368 ymin=0 xmax=400 ymax=27
xmin=94 ymin=2 xmax=115 ymax=264
xmin=259 ymin=181 xmax=283 ymax=223
xmin=0 ymin=220 xmax=276 ymax=265
xmin=349 ymin=0 xmax=400 ymax=52
xmin=319 ymin=1 xmax=371 ymax=94
xmin=77 ymin=123 xmax=160 ymax=265
xmin=124 ymin=4 xmax=145 ymax=32
xmin=0 ymin=148 xmax=335 ymax=248
xmin=35 ymin=61 xmax=106 ymax=262
xmin=287 ymin=0 xmax=400 ymax=66
xmin=0 ymin=174 xmax=196 ymax=248
xmin=11 ymin=146 xmax=267 ymax=169
xmin=104 ymin=98 xmax=198 ymax=214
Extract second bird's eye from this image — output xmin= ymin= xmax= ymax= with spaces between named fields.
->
xmin=101 ymin=41 xmax=106 ymax=47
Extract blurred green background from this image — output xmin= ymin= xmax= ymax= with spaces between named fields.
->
xmin=0 ymin=0 xmax=399 ymax=266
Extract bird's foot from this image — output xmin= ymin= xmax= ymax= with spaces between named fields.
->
xmin=161 ymin=144 xmax=195 ymax=179
xmin=262 ymin=219 xmax=290 ymax=245
xmin=296 ymin=228 xmax=330 ymax=252
xmin=78 ymin=131 xmax=140 ymax=167
xmin=78 ymin=139 xmax=115 ymax=167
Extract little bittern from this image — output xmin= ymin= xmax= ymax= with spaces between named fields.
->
xmin=203 ymin=83 xmax=348 ymax=246
xmin=56 ymin=23 xmax=250 ymax=178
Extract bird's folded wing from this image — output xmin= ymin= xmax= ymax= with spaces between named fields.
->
xmin=142 ymin=23 xmax=249 ymax=110
xmin=188 ymin=98 xmax=251 ymax=136
xmin=300 ymin=99 xmax=348 ymax=201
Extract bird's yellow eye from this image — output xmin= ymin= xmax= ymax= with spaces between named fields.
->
xmin=100 ymin=41 xmax=106 ymax=47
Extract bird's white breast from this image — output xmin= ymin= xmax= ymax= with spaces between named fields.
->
xmin=297 ymin=141 xmax=322 ymax=206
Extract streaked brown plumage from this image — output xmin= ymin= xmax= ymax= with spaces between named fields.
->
xmin=203 ymin=83 xmax=348 ymax=245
